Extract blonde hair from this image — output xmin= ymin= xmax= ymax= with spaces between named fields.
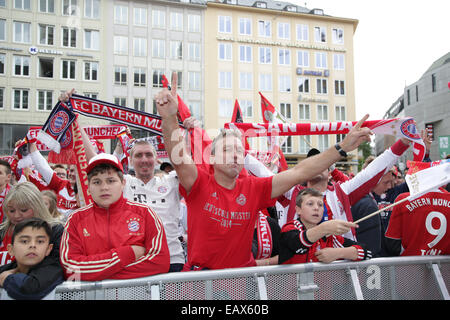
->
xmin=210 ymin=129 xmax=243 ymax=156
xmin=0 ymin=182 xmax=62 ymax=240
xmin=41 ymin=189 xmax=63 ymax=219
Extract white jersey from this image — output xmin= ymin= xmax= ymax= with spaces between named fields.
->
xmin=123 ymin=171 xmax=185 ymax=264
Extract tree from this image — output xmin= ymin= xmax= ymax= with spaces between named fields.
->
xmin=358 ymin=141 xmax=373 ymax=171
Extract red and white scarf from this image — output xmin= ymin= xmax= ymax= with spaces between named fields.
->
xmin=255 ymin=213 xmax=273 ymax=260
xmin=225 ymin=117 xmax=426 ymax=161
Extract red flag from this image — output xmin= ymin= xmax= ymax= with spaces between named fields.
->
xmin=258 ymin=92 xmax=289 ymax=172
xmin=231 ymin=99 xmax=250 ymax=151
xmin=161 ymin=74 xmax=191 ymax=122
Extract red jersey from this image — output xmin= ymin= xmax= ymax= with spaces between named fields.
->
xmin=385 ymin=191 xmax=450 ymax=256
xmin=0 ymin=232 xmax=13 ymax=266
xmin=179 ymin=167 xmax=274 ymax=270
xmin=60 ymin=196 xmax=170 ymax=281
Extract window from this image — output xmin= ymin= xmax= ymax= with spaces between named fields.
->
xmin=84 ymin=29 xmax=99 ymax=50
xmin=114 ymin=97 xmax=126 ymax=107
xmin=332 ymin=28 xmax=344 ymax=44
xmin=37 ymin=90 xmax=53 ymax=111
xmin=152 ymin=39 xmax=165 ymax=58
xmin=188 ymin=43 xmax=200 ymax=61
xmin=431 ymin=73 xmax=436 ymax=92
xmin=218 ymin=71 xmax=232 ymax=89
xmin=315 ymin=52 xmax=327 ymax=68
xmin=133 ymin=37 xmax=147 ymax=57
xmin=39 ymin=0 xmax=55 ymax=13
xmin=219 ymin=99 xmax=233 ymax=118
xmin=13 ymin=89 xmax=29 ymax=109
xmin=297 ymin=77 xmax=309 ymax=93
xmin=188 ymin=101 xmax=201 ymax=121
xmin=279 ymin=75 xmax=291 ymax=92
xmin=336 ymin=133 xmax=346 ymax=143
xmin=335 ymin=106 xmax=346 ymax=121
xmin=406 ymin=89 xmax=410 ymax=105
xmin=13 ymin=55 xmax=30 ymax=76
xmin=114 ymin=5 xmax=128 ymax=24
xmin=318 ymin=135 xmax=329 ymax=152
xmin=298 ymin=104 xmax=310 ymax=120
xmin=114 ymin=66 xmax=127 ymax=85
xmin=171 ymin=70 xmax=182 ymax=88
xmin=278 ymin=22 xmax=290 ymax=39
xmin=317 ymin=104 xmax=328 ymax=121
xmin=134 ymin=98 xmax=145 ymax=112
xmin=218 ymin=16 xmax=231 ymax=33
xmin=0 ymin=88 xmax=4 ymax=109
xmin=0 ymin=54 xmax=4 ymax=74
xmin=188 ymin=15 xmax=200 ymax=32
xmin=299 ymin=135 xmax=311 ymax=154
xmin=13 ymin=21 xmax=31 ymax=43
xmin=0 ymin=0 xmax=4 ymax=7
xmin=83 ymin=92 xmax=97 ymax=99
xmin=415 ymin=85 xmax=419 ymax=102
xmin=259 ymin=73 xmax=272 ymax=91
xmin=114 ymin=36 xmax=128 ymax=55
xmin=259 ymin=47 xmax=271 ymax=64
xmin=218 ymin=43 xmax=232 ymax=61
xmin=14 ymin=0 xmax=30 ymax=10
xmin=170 ymin=41 xmax=182 ymax=60
xmin=239 ymin=18 xmax=251 ymax=35
xmin=62 ymin=27 xmax=76 ymax=47
xmin=334 ymin=80 xmax=345 ymax=95
xmin=61 ymin=59 xmax=76 ymax=79
xmin=133 ymin=68 xmax=146 ymax=87
xmin=85 ymin=0 xmax=100 ymax=19
xmin=281 ymin=136 xmax=292 ymax=153
xmin=188 ymin=71 xmax=200 ymax=90
xmin=296 ymin=24 xmax=308 ymax=41
xmin=280 ymin=103 xmax=291 ymax=119
xmin=279 ymin=49 xmax=290 ymax=65
xmin=170 ymin=12 xmax=183 ymax=31
xmin=314 ymin=26 xmax=326 ymax=43
xmin=258 ymin=20 xmax=271 ymax=37
xmin=239 ymin=72 xmax=253 ymax=90
xmin=0 ymin=19 xmax=5 ymax=41
xmin=39 ymin=24 xmax=54 ymax=45
xmin=316 ymin=78 xmax=327 ymax=94
xmin=239 ymin=45 xmax=252 ymax=63
xmin=297 ymin=50 xmax=309 ymax=67
xmin=333 ymin=53 xmax=345 ymax=70
xmin=240 ymin=100 xmax=253 ymax=117
xmin=153 ymin=69 xmax=164 ymax=88
xmin=62 ymin=0 xmax=77 ymax=16
xmin=134 ymin=7 xmax=147 ymax=26
xmin=84 ymin=61 xmax=98 ymax=81
xmin=152 ymin=9 xmax=165 ymax=28
xmin=38 ymin=57 xmax=53 ymax=78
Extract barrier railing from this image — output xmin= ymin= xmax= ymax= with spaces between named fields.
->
xmin=50 ymin=256 xmax=449 ymax=300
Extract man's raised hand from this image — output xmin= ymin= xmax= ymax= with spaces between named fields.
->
xmin=339 ymin=114 xmax=373 ymax=152
xmin=154 ymin=72 xmax=179 ymax=119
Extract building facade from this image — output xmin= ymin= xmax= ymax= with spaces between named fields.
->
xmin=203 ymin=0 xmax=358 ymax=169
xmin=376 ymin=52 xmax=450 ymax=165
xmin=0 ymin=0 xmax=206 ymax=155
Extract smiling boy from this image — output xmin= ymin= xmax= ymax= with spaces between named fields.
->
xmin=59 ymin=153 xmax=170 ymax=281
xmin=0 ymin=217 xmax=63 ymax=300
xmin=279 ymin=188 xmax=372 ymax=264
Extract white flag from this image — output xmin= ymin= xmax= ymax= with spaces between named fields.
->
xmin=405 ymin=162 xmax=450 ymax=200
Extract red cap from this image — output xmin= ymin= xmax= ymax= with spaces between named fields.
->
xmin=86 ymin=153 xmax=123 ymax=174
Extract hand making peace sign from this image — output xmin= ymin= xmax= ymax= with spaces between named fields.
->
xmin=154 ymin=72 xmax=179 ymax=119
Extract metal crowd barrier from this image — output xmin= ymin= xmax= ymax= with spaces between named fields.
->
xmin=53 ymin=256 xmax=449 ymax=300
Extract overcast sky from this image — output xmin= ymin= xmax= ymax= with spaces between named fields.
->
xmin=291 ymin=0 xmax=450 ymax=121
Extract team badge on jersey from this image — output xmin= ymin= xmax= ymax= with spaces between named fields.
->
xmin=50 ymin=110 xmax=70 ymax=135
xmin=127 ymin=218 xmax=141 ymax=232
xmin=157 ymin=186 xmax=167 ymax=193
xmin=236 ymin=193 xmax=247 ymax=206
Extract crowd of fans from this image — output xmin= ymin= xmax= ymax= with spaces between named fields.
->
xmin=0 ymin=85 xmax=448 ymax=300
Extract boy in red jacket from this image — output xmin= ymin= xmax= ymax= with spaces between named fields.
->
xmin=60 ymin=153 xmax=170 ymax=281
xmin=279 ymin=188 xmax=372 ymax=264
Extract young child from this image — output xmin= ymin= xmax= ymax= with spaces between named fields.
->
xmin=279 ymin=188 xmax=372 ymax=264
xmin=0 ymin=217 xmax=64 ymax=300
xmin=59 ymin=153 xmax=170 ymax=281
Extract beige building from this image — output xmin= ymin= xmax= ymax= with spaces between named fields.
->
xmin=204 ymin=0 xmax=358 ymax=168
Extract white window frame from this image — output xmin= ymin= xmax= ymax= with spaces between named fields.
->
xmin=188 ymin=14 xmax=200 ymax=32
xmin=279 ymin=75 xmax=291 ymax=92
xmin=218 ymin=98 xmax=233 ymax=118
xmin=334 ymin=80 xmax=345 ymax=96
xmin=296 ymin=24 xmax=308 ymax=41
xmin=315 ymin=52 xmax=327 ymax=69
xmin=278 ymin=22 xmax=290 ymax=39
xmin=170 ymin=12 xmax=183 ymax=31
xmin=84 ymin=61 xmax=98 ymax=81
xmin=280 ymin=102 xmax=292 ymax=119
xmin=61 ymin=59 xmax=76 ymax=80
xmin=114 ymin=66 xmax=127 ymax=85
xmin=152 ymin=9 xmax=165 ymax=28
xmin=37 ymin=89 xmax=53 ymax=111
xmin=314 ymin=26 xmax=326 ymax=43
xmin=316 ymin=78 xmax=328 ymax=94
xmin=13 ymin=21 xmax=31 ymax=43
xmin=298 ymin=103 xmax=310 ymax=120
xmin=38 ymin=24 xmax=54 ymax=46
xmin=239 ymin=72 xmax=253 ymax=90
xmin=85 ymin=0 xmax=100 ymax=19
xmin=259 ymin=73 xmax=272 ymax=91
xmin=169 ymin=41 xmax=182 ymax=60
xmin=218 ymin=43 xmax=232 ymax=61
xmin=188 ymin=42 xmax=200 ymax=61
xmin=152 ymin=39 xmax=165 ymax=58
xmin=297 ymin=77 xmax=309 ymax=93
xmin=332 ymin=28 xmax=344 ymax=44
xmin=62 ymin=0 xmax=77 ymax=16
xmin=13 ymin=55 xmax=30 ymax=76
xmin=39 ymin=0 xmax=55 ymax=13
xmin=14 ymin=0 xmax=30 ymax=10
xmin=133 ymin=7 xmax=147 ymax=26
xmin=133 ymin=37 xmax=147 ymax=57
xmin=258 ymin=20 xmax=271 ymax=37
xmin=281 ymin=136 xmax=292 ymax=154
xmin=37 ymin=57 xmax=54 ymax=78
xmin=241 ymin=99 xmax=253 ymax=118
xmin=188 ymin=71 xmax=200 ymax=90
xmin=318 ymin=135 xmax=329 ymax=152
xmin=84 ymin=29 xmax=99 ymax=50
xmin=12 ymin=88 xmax=29 ymax=110
xmin=297 ymin=50 xmax=309 ymax=67
xmin=239 ymin=18 xmax=251 ymax=35
xmin=317 ymin=104 xmax=328 ymax=121
xmin=259 ymin=47 xmax=272 ymax=64
xmin=299 ymin=135 xmax=311 ymax=154
xmin=218 ymin=71 xmax=232 ymax=89
xmin=62 ymin=27 xmax=76 ymax=47
xmin=335 ymin=105 xmax=346 ymax=121
xmin=114 ymin=5 xmax=128 ymax=25
xmin=0 ymin=53 xmax=5 ymax=74
xmin=278 ymin=48 xmax=291 ymax=65
xmin=239 ymin=45 xmax=252 ymax=63
xmin=333 ymin=53 xmax=345 ymax=70
xmin=218 ymin=15 xmax=231 ymax=33
xmin=114 ymin=36 xmax=128 ymax=55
